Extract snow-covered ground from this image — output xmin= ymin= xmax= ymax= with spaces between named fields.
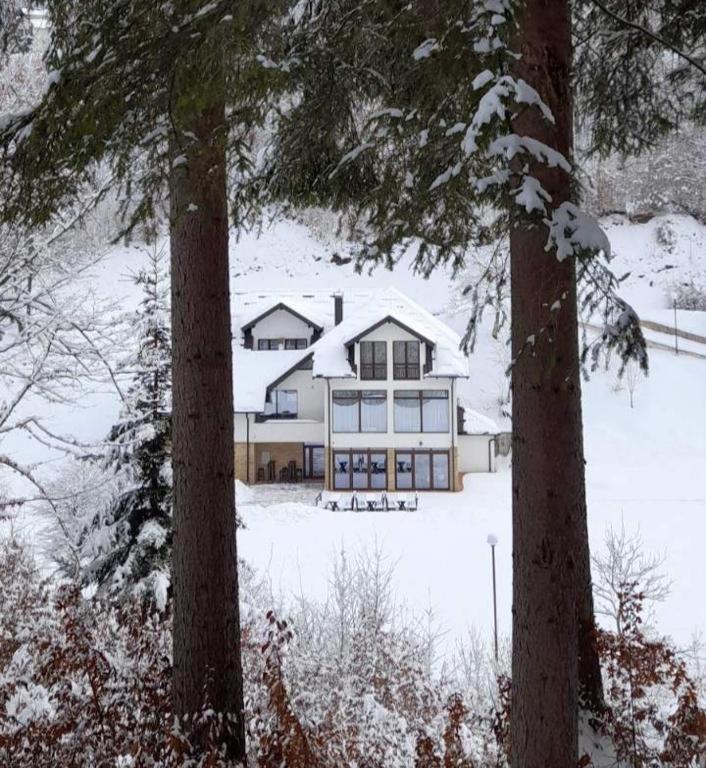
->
xmin=3 ymin=211 xmax=705 ymax=658
xmin=237 ymin=341 xmax=706 ymax=656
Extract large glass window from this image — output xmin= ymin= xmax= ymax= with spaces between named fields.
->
xmin=352 ymin=452 xmax=369 ymax=489
xmin=422 ymin=390 xmax=450 ymax=432
xmin=393 ymin=390 xmax=449 ymax=432
xmin=263 ymin=389 xmax=298 ymax=418
xmin=360 ymin=341 xmax=387 ymax=380
xmin=395 ymin=453 xmax=413 ymax=489
xmin=332 ymin=391 xmax=359 ymax=432
xmin=393 ymin=340 xmax=420 ymax=379
xmin=394 ymin=391 xmax=421 ymax=432
xmin=360 ymin=391 xmax=387 ymax=432
xmin=333 ymin=391 xmax=386 ymax=433
xmin=333 ymin=450 xmax=387 ymax=490
xmin=395 ymin=450 xmax=450 ymax=490
xmin=433 ymin=453 xmax=450 ymax=489
xmin=334 ymin=452 xmax=351 ymax=489
xmin=415 ymin=452 xmax=431 ymax=489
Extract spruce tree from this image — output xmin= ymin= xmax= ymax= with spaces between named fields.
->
xmin=86 ymin=248 xmax=172 ymax=607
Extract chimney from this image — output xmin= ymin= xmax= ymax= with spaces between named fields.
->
xmin=333 ymin=292 xmax=343 ymax=325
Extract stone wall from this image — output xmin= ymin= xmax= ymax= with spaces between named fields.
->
xmin=235 ymin=441 xmax=304 ymax=483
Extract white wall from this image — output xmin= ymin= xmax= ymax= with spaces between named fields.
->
xmin=457 ymin=434 xmax=495 ymax=473
xmin=250 ymin=308 xmax=316 ymax=347
xmin=235 ymin=321 xmax=500 ymax=478
xmin=325 ymin=322 xmax=458 ymax=451
xmin=234 ymin=368 xmax=326 ymax=443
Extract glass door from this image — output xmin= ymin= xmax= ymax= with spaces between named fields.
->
xmin=304 ymin=444 xmax=325 ymax=479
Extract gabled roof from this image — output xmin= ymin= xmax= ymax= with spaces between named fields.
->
xmin=310 ymin=287 xmax=470 ymax=380
xmin=234 ymin=349 xmax=311 ymax=412
xmin=240 ymin=301 xmax=323 ymax=333
xmin=232 ymin=287 xmax=470 ymax=412
xmin=344 ymin=315 xmax=436 ymax=349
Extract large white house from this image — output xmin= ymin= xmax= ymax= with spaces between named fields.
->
xmin=233 ymin=287 xmax=498 ymax=492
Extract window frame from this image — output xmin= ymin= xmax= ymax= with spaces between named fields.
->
xmin=393 ymin=389 xmax=449 ymax=433
xmin=360 ymin=341 xmax=387 ymax=380
xmin=394 ymin=449 xmax=450 ymax=491
xmin=263 ymin=389 xmax=298 ymax=419
xmin=332 ymin=449 xmax=388 ymax=490
xmin=257 ymin=337 xmax=308 ymax=350
xmin=393 ymin=340 xmax=421 ymax=380
xmin=332 ymin=390 xmax=387 ymax=433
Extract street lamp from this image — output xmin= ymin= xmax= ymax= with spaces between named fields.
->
xmin=487 ymin=533 xmax=499 ymax=662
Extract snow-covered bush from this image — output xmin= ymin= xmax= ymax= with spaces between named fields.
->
xmin=0 ymin=540 xmax=502 ymax=767
xmin=672 ymin=281 xmax=706 ymax=312
xmin=594 ymin=526 xmax=706 ymax=767
xmin=3 ymin=534 xmax=701 ymax=767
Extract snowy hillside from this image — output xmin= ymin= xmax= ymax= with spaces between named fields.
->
xmin=4 ymin=210 xmax=706 ymax=657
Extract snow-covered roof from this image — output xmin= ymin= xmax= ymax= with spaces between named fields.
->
xmin=232 ymin=287 xmax=470 ymax=412
xmin=310 ymin=287 xmax=470 ymax=379
xmin=458 ymin=398 xmax=500 ymax=434
xmin=239 ymin=297 xmax=324 ymax=332
xmin=234 ymin=349 xmax=309 ymax=412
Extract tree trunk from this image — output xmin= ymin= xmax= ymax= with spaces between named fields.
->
xmin=509 ymin=0 xmax=601 ymax=765
xmin=168 ymin=52 xmax=246 ymax=762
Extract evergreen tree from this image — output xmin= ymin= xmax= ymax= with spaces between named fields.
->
xmin=259 ymin=1 xmax=703 ymax=764
xmin=0 ymin=2 xmax=286 ymax=759
xmin=86 ymin=248 xmax=172 ymax=607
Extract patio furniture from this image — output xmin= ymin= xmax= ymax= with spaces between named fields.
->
xmin=288 ymin=460 xmax=297 ymax=481
xmin=279 ymin=466 xmax=290 ymax=482
xmin=256 ymin=467 xmax=265 ymax=482
xmin=361 ymin=493 xmax=385 ymax=511
xmin=267 ymin=460 xmax=276 ymax=481
xmin=397 ymin=493 xmax=419 ymax=511
xmin=323 ymin=493 xmax=342 ymax=511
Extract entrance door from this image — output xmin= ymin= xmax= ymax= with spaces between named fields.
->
xmin=304 ymin=444 xmax=325 ymax=479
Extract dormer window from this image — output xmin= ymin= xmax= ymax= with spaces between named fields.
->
xmin=360 ymin=341 xmax=387 ymax=380
xmin=393 ymin=341 xmax=420 ymax=379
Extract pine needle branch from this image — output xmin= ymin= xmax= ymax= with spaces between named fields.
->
xmin=589 ymin=0 xmax=706 ymax=76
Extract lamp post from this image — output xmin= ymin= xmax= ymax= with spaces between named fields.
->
xmin=672 ymin=295 xmax=679 ymax=355
xmin=487 ymin=533 xmax=499 ymax=662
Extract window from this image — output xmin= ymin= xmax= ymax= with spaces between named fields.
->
xmin=263 ymin=389 xmax=298 ymax=418
xmin=393 ymin=391 xmax=421 ymax=432
xmin=333 ymin=450 xmax=387 ymax=490
xmin=258 ymin=338 xmax=307 ymax=350
xmin=395 ymin=450 xmax=449 ymax=490
xmin=258 ymin=338 xmax=282 ymax=350
xmin=360 ymin=341 xmax=387 ymax=380
xmin=393 ymin=341 xmax=420 ymax=379
xmin=422 ymin=390 xmax=449 ymax=432
xmin=332 ymin=390 xmax=386 ymax=433
xmin=393 ymin=390 xmax=449 ymax=433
